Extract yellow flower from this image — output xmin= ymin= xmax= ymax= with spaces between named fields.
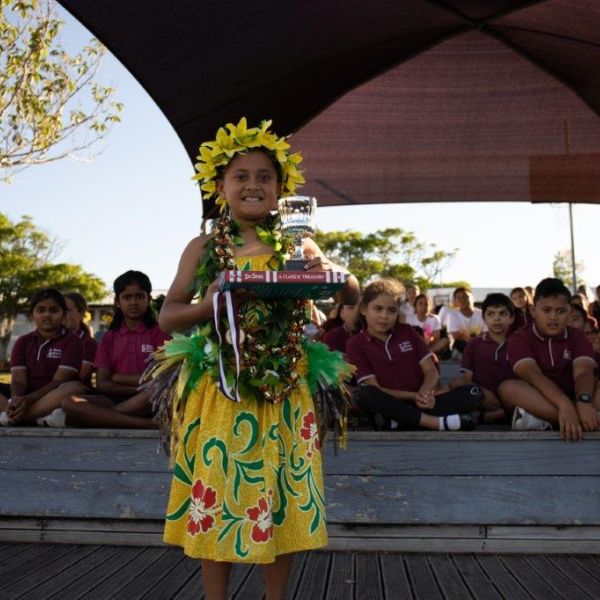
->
xmin=193 ymin=117 xmax=304 ymax=204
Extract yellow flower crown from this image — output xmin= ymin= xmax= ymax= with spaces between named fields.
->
xmin=193 ymin=117 xmax=305 ymax=210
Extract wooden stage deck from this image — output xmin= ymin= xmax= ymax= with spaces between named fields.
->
xmin=2 ymin=543 xmax=600 ymax=599
xmin=1 ymin=427 xmax=600 ymax=554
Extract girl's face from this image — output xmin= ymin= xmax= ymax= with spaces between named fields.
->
xmin=415 ymin=297 xmax=428 ymax=315
xmin=116 ymin=284 xmax=149 ymax=321
xmin=32 ymin=298 xmax=64 ymax=335
xmin=64 ymin=297 xmax=83 ymax=332
xmin=568 ymin=309 xmax=586 ymax=330
xmin=455 ymin=291 xmax=472 ymax=310
xmin=340 ymin=304 xmax=358 ymax=330
xmin=361 ymin=293 xmax=399 ymax=340
xmin=217 ymin=151 xmax=281 ymax=224
xmin=511 ymin=291 xmax=526 ymax=309
xmin=406 ymin=286 xmax=418 ymax=305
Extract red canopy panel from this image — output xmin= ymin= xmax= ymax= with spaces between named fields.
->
xmin=56 ymin=0 xmax=600 ymax=214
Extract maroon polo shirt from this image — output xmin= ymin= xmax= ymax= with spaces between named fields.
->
xmin=10 ymin=328 xmax=83 ymax=392
xmin=322 ymin=325 xmax=354 ymax=354
xmin=76 ymin=329 xmax=97 ymax=366
xmin=507 ymin=323 xmax=596 ymax=396
xmin=346 ymin=324 xmax=433 ymax=392
xmin=95 ymin=323 xmax=170 ymax=375
xmin=460 ymin=333 xmax=513 ymax=394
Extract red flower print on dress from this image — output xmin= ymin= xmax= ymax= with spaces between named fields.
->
xmin=300 ymin=411 xmax=321 ymax=457
xmin=187 ymin=478 xmax=220 ymax=536
xmin=246 ymin=491 xmax=274 ymax=543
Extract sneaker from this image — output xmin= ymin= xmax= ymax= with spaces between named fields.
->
xmin=372 ymin=413 xmax=390 ymax=431
xmin=0 ymin=411 xmax=9 ymax=426
xmin=36 ymin=408 xmax=66 ymax=428
xmin=511 ymin=407 xmax=552 ymax=431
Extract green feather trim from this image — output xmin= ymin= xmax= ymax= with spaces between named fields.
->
xmin=303 ymin=340 xmax=354 ymax=396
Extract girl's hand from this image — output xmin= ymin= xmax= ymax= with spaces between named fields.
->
xmin=415 ymin=389 xmax=435 ymax=409
xmin=303 ymin=256 xmax=334 ymax=272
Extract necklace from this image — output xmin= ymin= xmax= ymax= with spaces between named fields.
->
xmin=196 ymin=211 xmax=309 ymax=404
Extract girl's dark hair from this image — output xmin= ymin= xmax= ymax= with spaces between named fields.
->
xmin=510 ymin=286 xmax=533 ymax=307
xmin=30 ymin=288 xmax=67 ymax=314
xmin=414 ymin=293 xmax=430 ymax=312
xmin=110 ymin=270 xmax=156 ymax=331
xmin=570 ymin=302 xmax=588 ymax=322
xmin=64 ymin=292 xmax=91 ymax=337
xmin=358 ymin=278 xmax=405 ymax=329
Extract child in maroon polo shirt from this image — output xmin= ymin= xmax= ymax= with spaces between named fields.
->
xmin=500 ymin=278 xmax=599 ymax=441
xmin=346 ymin=279 xmax=483 ymax=431
xmin=0 ymin=289 xmax=85 ymax=426
xmin=322 ymin=302 xmax=359 ymax=353
xmin=62 ymin=270 xmax=170 ymax=428
xmin=449 ymin=293 xmax=515 ymax=424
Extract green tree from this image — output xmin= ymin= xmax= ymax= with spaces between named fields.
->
xmin=313 ymin=228 xmax=458 ymax=288
xmin=552 ymin=249 xmax=584 ymax=290
xmin=0 ymin=212 xmax=106 ymax=366
xmin=0 ymin=0 xmax=123 ymax=179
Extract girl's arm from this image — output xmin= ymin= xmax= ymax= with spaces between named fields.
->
xmin=10 ymin=368 xmax=27 ymax=398
xmin=416 ymin=357 xmax=440 ymax=409
xmin=97 ymin=368 xmax=139 ymax=395
xmin=159 ymin=235 xmax=218 ymax=334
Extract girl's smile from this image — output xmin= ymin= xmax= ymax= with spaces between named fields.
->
xmin=32 ymin=299 xmax=64 ymax=337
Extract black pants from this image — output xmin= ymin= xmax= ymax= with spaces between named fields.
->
xmin=354 ymin=384 xmax=483 ymax=428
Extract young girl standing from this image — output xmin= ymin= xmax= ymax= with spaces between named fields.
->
xmin=154 ymin=119 xmax=357 ymax=600
xmin=347 ymin=279 xmax=482 ymax=431
xmin=0 ymin=289 xmax=85 ymax=426
xmin=62 ymin=271 xmax=169 ymax=428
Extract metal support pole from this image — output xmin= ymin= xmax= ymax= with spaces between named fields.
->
xmin=568 ymin=203 xmax=577 ymax=293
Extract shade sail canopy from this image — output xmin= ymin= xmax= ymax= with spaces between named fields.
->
xmin=58 ymin=0 xmax=600 ymax=216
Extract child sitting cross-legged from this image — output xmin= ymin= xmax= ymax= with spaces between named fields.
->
xmin=346 ymin=279 xmax=483 ymax=431
xmin=500 ymin=278 xmax=600 ymax=441
xmin=448 ymin=293 xmax=514 ymax=424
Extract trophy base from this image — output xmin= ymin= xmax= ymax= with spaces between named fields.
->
xmin=284 ymin=259 xmax=307 ymax=271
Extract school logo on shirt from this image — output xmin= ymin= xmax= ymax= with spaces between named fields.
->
xmin=47 ymin=348 xmax=62 ymax=359
xmin=399 ymin=341 xmax=413 ymax=353
xmin=141 ymin=344 xmax=155 ymax=354
xmin=563 ymin=349 xmax=572 ymax=361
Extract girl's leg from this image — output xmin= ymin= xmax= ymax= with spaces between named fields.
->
xmin=23 ymin=381 xmax=86 ymax=421
xmin=201 ymin=559 xmax=231 ymax=600
xmin=354 ymin=385 xmax=421 ymax=428
xmin=263 ymin=553 xmax=294 ymax=600
xmin=62 ymin=393 xmax=157 ymax=428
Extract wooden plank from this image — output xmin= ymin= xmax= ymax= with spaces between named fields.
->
xmin=115 ymin=547 xmax=186 ymax=600
xmin=525 ymin=556 xmax=595 ymax=599
xmin=81 ymin=547 xmax=169 ymax=599
xmin=0 ymin=437 xmax=169 ymax=472
xmin=290 ymin=551 xmax=330 ymax=600
xmin=354 ymin=552 xmax=382 ymax=600
xmin=0 ymin=543 xmax=72 ymax=579
xmin=170 ymin=562 xmax=206 ymax=600
xmin=20 ymin=546 xmax=118 ymax=600
xmin=0 ymin=542 xmax=34 ymax=561
xmin=0 ymin=470 xmax=171 ymax=519
xmin=488 ymin=525 xmax=600 ymax=540
xmin=325 ymin=475 xmax=600 ymax=525
xmin=475 ymin=556 xmax=531 ymax=600
xmin=405 ymin=555 xmax=443 ymax=600
xmin=47 ymin=546 xmax=144 ymax=600
xmin=324 ymin=552 xmax=355 ymax=600
xmin=284 ymin=552 xmax=307 ymax=600
xmin=451 ymin=555 xmax=503 ymax=600
xmin=549 ymin=556 xmax=600 ymax=597
xmin=570 ymin=556 xmax=600 ymax=581
xmin=500 ymin=556 xmax=563 ymax=600
xmin=227 ymin=562 xmax=254 ymax=599
xmin=328 ymin=524 xmax=485 ymax=539
xmin=428 ymin=554 xmax=474 ymax=599
xmin=139 ymin=553 xmax=200 ymax=600
xmin=232 ymin=562 xmax=264 ymax=600
xmin=323 ymin=440 xmax=600 ymax=475
xmin=0 ymin=427 xmax=159 ymax=439
xmin=380 ymin=553 xmax=413 ymax=599
xmin=0 ymin=544 xmax=97 ymax=598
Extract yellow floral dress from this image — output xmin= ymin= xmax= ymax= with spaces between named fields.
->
xmin=163 ymin=255 xmax=327 ymax=563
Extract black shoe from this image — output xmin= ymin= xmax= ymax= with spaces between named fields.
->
xmin=459 ymin=412 xmax=477 ymax=431
xmin=372 ymin=413 xmax=390 ymax=431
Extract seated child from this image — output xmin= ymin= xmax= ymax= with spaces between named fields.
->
xmin=447 ymin=287 xmax=484 ymax=356
xmin=0 ymin=289 xmax=85 ymax=426
xmin=346 ymin=279 xmax=483 ymax=431
xmin=62 ymin=270 xmax=170 ymax=428
xmin=510 ymin=286 xmax=533 ymax=331
xmin=64 ymin=292 xmax=97 ymax=386
xmin=449 ymin=293 xmax=514 ymax=423
xmin=400 ymin=283 xmax=419 ymax=320
xmin=407 ymin=293 xmax=449 ymax=356
xmin=322 ymin=302 xmax=359 ymax=353
xmin=500 ymin=278 xmax=599 ymax=441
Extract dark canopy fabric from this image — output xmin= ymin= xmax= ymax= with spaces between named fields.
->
xmin=58 ymin=0 xmax=600 ymax=216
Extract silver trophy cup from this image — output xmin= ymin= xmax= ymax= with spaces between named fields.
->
xmin=278 ymin=196 xmax=317 ymax=271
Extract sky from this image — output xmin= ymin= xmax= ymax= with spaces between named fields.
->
xmin=2 ymin=5 xmax=600 ymax=295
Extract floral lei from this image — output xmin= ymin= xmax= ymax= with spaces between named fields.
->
xmin=193 ymin=210 xmax=311 ymax=404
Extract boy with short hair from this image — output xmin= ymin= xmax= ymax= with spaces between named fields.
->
xmin=449 ymin=293 xmax=514 ymax=423
xmin=500 ymin=278 xmax=600 ymax=441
